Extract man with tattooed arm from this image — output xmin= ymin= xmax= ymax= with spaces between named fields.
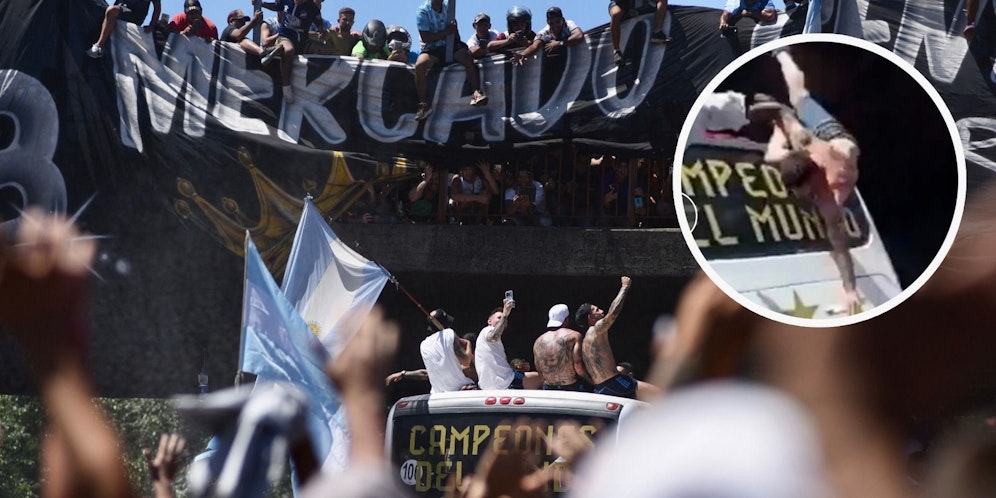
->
xmin=533 ymin=303 xmax=590 ymax=391
xmin=576 ymin=276 xmax=637 ymax=398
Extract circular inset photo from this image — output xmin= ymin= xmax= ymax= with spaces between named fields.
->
xmin=673 ymin=34 xmax=965 ymax=327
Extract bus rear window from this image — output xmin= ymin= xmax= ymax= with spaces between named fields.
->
xmin=390 ymin=412 xmax=617 ymax=496
xmin=681 ymin=146 xmax=870 ymax=260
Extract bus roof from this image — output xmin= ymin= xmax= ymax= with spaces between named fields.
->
xmin=389 ymin=390 xmax=647 ymax=418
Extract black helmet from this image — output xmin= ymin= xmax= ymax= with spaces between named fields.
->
xmin=362 ymin=19 xmax=387 ymax=49
xmin=386 ymin=24 xmax=412 ymax=51
xmin=506 ymin=5 xmax=532 ymax=33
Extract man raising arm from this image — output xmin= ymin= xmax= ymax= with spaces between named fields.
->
xmin=577 ymin=276 xmax=637 ymax=398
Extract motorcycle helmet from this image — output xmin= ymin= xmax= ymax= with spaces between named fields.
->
xmin=385 ymin=24 xmax=412 ymax=51
xmin=505 ymin=6 xmax=532 ymax=34
xmin=362 ymin=19 xmax=387 ymax=50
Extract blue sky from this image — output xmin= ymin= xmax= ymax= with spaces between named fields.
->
xmin=190 ymin=0 xmax=731 ymax=37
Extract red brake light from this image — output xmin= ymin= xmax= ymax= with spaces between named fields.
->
xmin=397 ymin=401 xmax=410 ymax=409
xmin=484 ymin=397 xmax=497 ymax=405
xmin=499 ymin=396 xmax=512 ymax=405
xmin=512 ymin=397 xmax=525 ymax=405
xmin=605 ymin=402 xmax=620 ymax=411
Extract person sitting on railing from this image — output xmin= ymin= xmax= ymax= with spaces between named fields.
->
xmin=86 ymin=0 xmax=162 ymax=59
xmin=322 ymin=5 xmax=361 ymax=55
xmin=221 ymin=9 xmax=281 ymax=66
xmin=511 ymin=7 xmax=584 ymax=65
xmin=719 ymin=0 xmax=777 ymax=36
xmin=413 ymin=0 xmax=489 ymax=121
xmin=467 ymin=12 xmax=500 ymax=59
xmin=490 ymin=6 xmax=537 ymax=54
xmin=169 ymin=0 xmax=219 ymax=41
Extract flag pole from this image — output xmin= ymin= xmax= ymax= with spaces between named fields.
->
xmin=383 ymin=270 xmax=445 ymax=331
xmin=444 ymin=0 xmax=456 ymax=63
xmin=236 ymin=230 xmax=250 ymax=387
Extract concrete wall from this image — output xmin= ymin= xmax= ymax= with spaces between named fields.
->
xmin=330 ymin=224 xmax=699 ymax=278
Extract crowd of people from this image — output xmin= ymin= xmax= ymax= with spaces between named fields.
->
xmin=4 ymin=204 xmax=996 ymax=497
xmin=347 ymin=151 xmax=673 ymax=228
xmin=84 ymin=0 xmax=685 ymax=106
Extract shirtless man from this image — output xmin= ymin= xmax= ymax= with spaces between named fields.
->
xmin=576 ymin=276 xmax=636 ymax=398
xmin=748 ymin=47 xmax=861 ymax=314
xmin=533 ymin=303 xmax=589 ymax=391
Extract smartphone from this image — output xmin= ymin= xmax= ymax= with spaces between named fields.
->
xmin=505 ymin=290 xmax=514 ymax=301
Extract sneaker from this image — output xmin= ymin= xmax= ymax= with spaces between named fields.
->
xmin=650 ymin=31 xmax=672 ymax=44
xmin=283 ymin=85 xmax=294 ymax=104
xmin=613 ymin=50 xmax=624 ymax=66
xmin=86 ymin=44 xmax=103 ymax=58
xmin=415 ymin=102 xmax=432 ymax=121
xmin=470 ymin=90 xmax=488 ymax=106
xmin=261 ymin=45 xmax=283 ymax=66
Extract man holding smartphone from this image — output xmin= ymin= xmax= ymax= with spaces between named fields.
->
xmin=475 ymin=293 xmax=543 ymax=390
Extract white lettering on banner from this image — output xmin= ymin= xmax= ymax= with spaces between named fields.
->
xmin=112 ymin=23 xmax=667 ymax=149
xmin=509 ymin=43 xmax=591 ymax=137
xmin=114 ymin=28 xmax=189 ymax=152
xmin=423 ymin=61 xmax=506 ymax=143
xmin=958 ymin=116 xmax=996 ymax=172
xmin=591 ymin=15 xmax=667 ymax=119
xmin=161 ymin=35 xmax=213 ymax=139
xmin=858 ymin=0 xmax=892 ymax=44
xmin=881 ymin=0 xmax=968 ymax=83
xmin=751 ymin=16 xmax=795 ymax=47
xmin=356 ymin=60 xmax=419 ymax=142
xmin=213 ymin=43 xmax=273 ymax=136
xmin=277 ymin=57 xmax=354 ymax=144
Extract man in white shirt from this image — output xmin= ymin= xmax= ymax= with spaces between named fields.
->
xmin=466 ymin=12 xmax=499 ymax=58
xmin=513 ymin=6 xmax=584 ymax=63
xmin=420 ymin=321 xmax=477 ymax=392
xmin=475 ymin=297 xmax=543 ymax=389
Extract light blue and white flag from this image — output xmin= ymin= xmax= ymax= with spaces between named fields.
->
xmin=281 ymin=199 xmax=390 ymax=358
xmin=240 ymin=235 xmax=350 ymax=475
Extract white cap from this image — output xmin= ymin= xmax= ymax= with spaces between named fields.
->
xmin=547 ymin=304 xmax=569 ymax=328
xmin=700 ymin=91 xmax=750 ymax=131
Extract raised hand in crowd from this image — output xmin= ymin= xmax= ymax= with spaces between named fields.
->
xmin=325 ymin=306 xmax=400 ymax=465
xmin=143 ymin=433 xmax=188 ymax=498
xmin=302 ymin=306 xmax=409 ymax=497
xmin=446 ymin=420 xmax=550 ymax=498
xmin=0 ymin=208 xmax=133 ymax=498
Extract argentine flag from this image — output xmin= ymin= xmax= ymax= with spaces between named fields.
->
xmin=240 ymin=236 xmax=349 ymax=475
xmin=281 ymin=199 xmax=390 ymax=359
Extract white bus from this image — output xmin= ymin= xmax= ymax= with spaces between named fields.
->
xmin=385 ymin=390 xmax=647 ymax=496
xmin=679 ymin=137 xmax=902 ymax=319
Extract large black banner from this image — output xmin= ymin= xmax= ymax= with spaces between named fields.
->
xmin=0 ymin=0 xmax=993 ymax=396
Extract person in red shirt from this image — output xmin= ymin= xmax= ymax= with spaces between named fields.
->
xmin=169 ymin=0 xmax=219 ymax=41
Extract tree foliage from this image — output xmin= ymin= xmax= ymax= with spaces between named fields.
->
xmin=0 ymin=395 xmax=293 ymax=497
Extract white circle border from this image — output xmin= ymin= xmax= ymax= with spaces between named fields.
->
xmin=670 ymin=33 xmax=968 ymax=329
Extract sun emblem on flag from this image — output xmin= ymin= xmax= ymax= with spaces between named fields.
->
xmin=308 ymin=321 xmax=321 ymax=337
